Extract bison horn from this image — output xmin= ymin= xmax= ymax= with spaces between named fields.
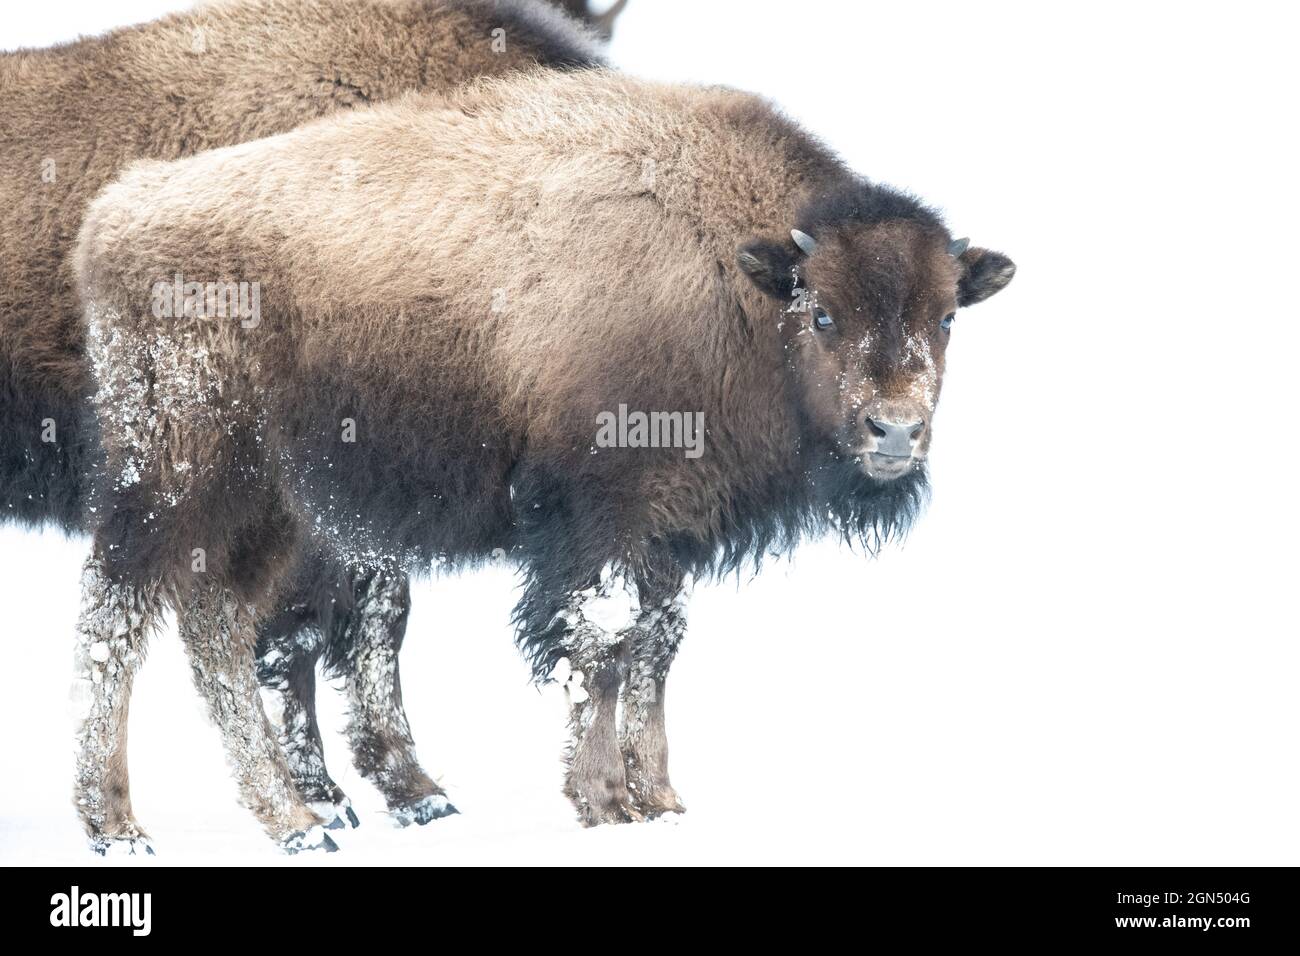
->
xmin=790 ymin=229 xmax=818 ymax=256
xmin=948 ymin=237 xmax=971 ymax=257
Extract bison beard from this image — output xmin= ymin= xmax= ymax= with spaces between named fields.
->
xmin=0 ymin=0 xmax=611 ymax=852
xmin=512 ymin=453 xmax=928 ymax=681
xmin=71 ymin=69 xmax=1012 ymax=847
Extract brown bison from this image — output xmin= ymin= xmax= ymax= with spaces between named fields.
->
xmin=73 ymin=68 xmax=1015 ymax=850
xmin=0 ymin=0 xmax=616 ymax=853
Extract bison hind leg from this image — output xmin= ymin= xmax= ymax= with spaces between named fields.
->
xmin=254 ymin=616 xmax=359 ymax=831
xmin=330 ymin=569 xmax=457 ymax=826
xmin=73 ymin=551 xmax=162 ymax=856
xmin=178 ymin=585 xmax=333 ymax=851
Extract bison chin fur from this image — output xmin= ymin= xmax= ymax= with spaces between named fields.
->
xmin=512 ymin=453 xmax=928 ymax=681
xmin=676 ymin=453 xmax=929 ymax=578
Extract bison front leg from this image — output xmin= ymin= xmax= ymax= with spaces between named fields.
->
xmin=545 ymin=571 xmax=643 ymax=826
xmin=73 ymin=552 xmax=163 ymax=856
xmin=338 ymin=570 xmax=455 ymax=827
xmin=621 ymin=577 xmax=688 ymax=818
xmin=178 ymin=587 xmax=336 ymax=853
xmin=254 ymin=625 xmax=358 ymax=830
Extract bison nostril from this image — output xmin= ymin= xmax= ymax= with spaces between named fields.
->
xmin=863 ymin=416 xmax=887 ymax=439
xmin=864 ymin=417 xmax=924 ymax=457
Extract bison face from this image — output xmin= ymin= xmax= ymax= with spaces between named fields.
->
xmin=738 ymin=219 xmax=1014 ymax=481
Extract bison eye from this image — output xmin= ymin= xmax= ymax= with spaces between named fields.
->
xmin=814 ymin=308 xmax=835 ymax=330
xmin=941 ymin=313 xmax=955 ymax=332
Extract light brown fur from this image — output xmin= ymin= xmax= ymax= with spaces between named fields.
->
xmin=1 ymin=0 xmax=602 ymax=430
xmin=75 ymin=69 xmax=1014 ymax=839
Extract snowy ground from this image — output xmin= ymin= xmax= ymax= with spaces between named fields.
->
xmin=2 ymin=1 xmax=1297 ymax=865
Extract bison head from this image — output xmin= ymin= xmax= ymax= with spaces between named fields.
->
xmin=737 ymin=190 xmax=1014 ymax=481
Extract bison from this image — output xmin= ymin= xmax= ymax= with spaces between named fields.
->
xmin=73 ymin=68 xmax=1015 ymax=850
xmin=557 ymin=0 xmax=628 ymax=38
xmin=0 ymin=0 xmax=617 ymax=853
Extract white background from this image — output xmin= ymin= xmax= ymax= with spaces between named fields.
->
xmin=1 ymin=0 xmax=1296 ymax=865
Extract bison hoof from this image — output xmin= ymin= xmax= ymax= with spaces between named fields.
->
xmin=632 ymin=787 xmax=687 ymax=820
xmin=390 ymin=794 xmax=459 ymax=828
xmin=577 ymin=795 xmax=646 ymax=827
xmin=279 ymin=826 xmax=339 ymax=854
xmin=90 ymin=835 xmax=155 ymax=857
xmin=642 ymin=802 xmax=686 ymax=821
xmin=311 ymin=797 xmax=361 ymax=830
xmin=646 ymin=806 xmax=686 ymax=823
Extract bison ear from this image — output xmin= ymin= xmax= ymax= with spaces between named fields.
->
xmin=737 ymin=240 xmax=799 ymax=300
xmin=591 ymin=0 xmax=629 ymax=39
xmin=957 ymin=247 xmax=1016 ymax=307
